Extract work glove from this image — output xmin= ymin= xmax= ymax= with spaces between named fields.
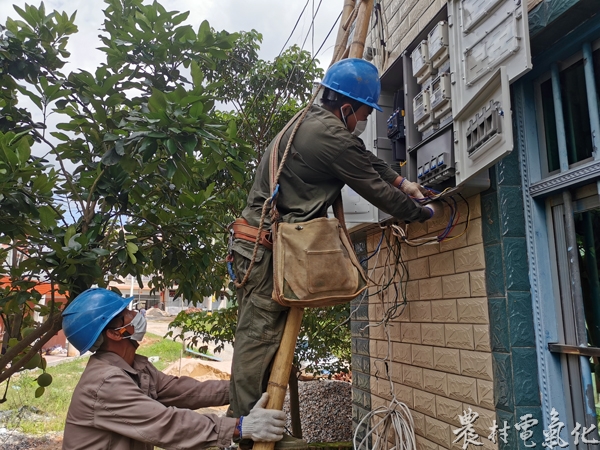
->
xmin=241 ymin=393 xmax=286 ymax=442
xmin=424 ymin=201 xmax=444 ymax=219
xmin=399 ymin=178 xmax=430 ymax=199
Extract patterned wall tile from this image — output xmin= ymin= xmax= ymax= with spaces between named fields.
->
xmin=488 ymin=298 xmax=510 ymax=352
xmin=419 ymin=278 xmax=443 ymax=300
xmin=507 ymin=291 xmax=536 ymax=348
xmin=492 ymin=353 xmax=514 ymax=412
xmin=503 ymin=238 xmax=530 ymax=291
xmin=422 ymin=323 xmax=446 ymax=347
xmin=442 ymin=273 xmax=471 ymax=298
xmin=496 ymin=148 xmax=521 ymax=186
xmin=512 ymin=348 xmax=541 ymax=407
xmin=484 ymin=244 xmax=505 ymax=297
xmin=445 ymin=324 xmax=475 ymax=350
xmin=481 ymin=192 xmax=501 ymax=246
xmin=500 ymin=186 xmax=526 ymax=238
xmin=457 ymin=298 xmax=489 ymax=324
xmin=447 ymin=374 xmax=478 ymax=404
xmin=436 ymin=395 xmax=463 ymax=427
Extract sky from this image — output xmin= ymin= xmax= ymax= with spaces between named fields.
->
xmin=0 ymin=0 xmax=343 ymax=73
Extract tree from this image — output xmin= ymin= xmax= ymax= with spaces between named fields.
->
xmin=210 ymin=30 xmax=324 ymax=162
xmin=0 ymin=0 xmax=254 ymax=389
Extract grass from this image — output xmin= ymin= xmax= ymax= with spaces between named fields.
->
xmin=0 ymin=332 xmax=183 ymax=435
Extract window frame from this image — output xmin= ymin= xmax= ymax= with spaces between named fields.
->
xmin=533 ymin=39 xmax=600 ymax=179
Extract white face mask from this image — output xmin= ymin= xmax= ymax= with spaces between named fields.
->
xmin=353 ymin=120 xmax=368 ymax=136
xmin=340 ymin=105 xmax=367 ymax=136
xmin=115 ymin=312 xmax=147 ymax=342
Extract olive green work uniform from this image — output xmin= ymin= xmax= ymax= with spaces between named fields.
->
xmin=230 ymin=105 xmax=431 ymax=417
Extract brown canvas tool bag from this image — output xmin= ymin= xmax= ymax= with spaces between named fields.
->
xmin=268 ymin=113 xmax=368 ymax=308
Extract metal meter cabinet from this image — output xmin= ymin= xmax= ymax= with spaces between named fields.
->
xmin=448 ymin=0 xmax=532 ymax=185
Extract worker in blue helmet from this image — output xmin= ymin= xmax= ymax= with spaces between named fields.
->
xmin=61 ymin=288 xmax=287 ymax=450
xmin=228 ymin=58 xmax=441 ymax=450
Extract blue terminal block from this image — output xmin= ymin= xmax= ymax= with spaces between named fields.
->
xmin=423 ymin=162 xmax=430 ymax=174
xmin=418 ymin=165 xmax=424 ymax=179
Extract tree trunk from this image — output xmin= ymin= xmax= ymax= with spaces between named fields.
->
xmin=289 ymin=365 xmax=302 ymax=439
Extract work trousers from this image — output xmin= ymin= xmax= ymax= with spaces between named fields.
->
xmin=229 ymin=240 xmax=289 ymax=417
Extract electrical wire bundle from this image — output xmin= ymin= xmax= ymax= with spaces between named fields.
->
xmin=349 ymin=193 xmax=470 ymax=450
xmin=353 ymin=329 xmax=417 ymax=450
xmin=392 ymin=192 xmax=471 ymax=246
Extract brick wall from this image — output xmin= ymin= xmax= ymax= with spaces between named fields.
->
xmin=377 ymin=0 xmax=447 ymax=72
xmin=360 ymin=195 xmax=498 ymax=449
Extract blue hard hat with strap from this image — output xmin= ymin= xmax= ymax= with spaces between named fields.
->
xmin=321 ymin=58 xmax=383 ymax=112
xmin=62 ymin=288 xmax=132 ymax=354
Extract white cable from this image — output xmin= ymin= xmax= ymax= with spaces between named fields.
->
xmin=353 ymin=328 xmax=417 ymax=450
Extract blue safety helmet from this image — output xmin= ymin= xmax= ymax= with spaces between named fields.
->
xmin=321 ymin=58 xmax=383 ymax=112
xmin=62 ymin=288 xmax=132 ymax=354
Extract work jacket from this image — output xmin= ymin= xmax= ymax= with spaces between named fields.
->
xmin=62 ymin=351 xmax=236 ymax=450
xmin=242 ymin=104 xmax=431 ymax=228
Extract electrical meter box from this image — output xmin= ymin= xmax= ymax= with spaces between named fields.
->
xmin=341 ymin=0 xmax=531 ymax=229
xmin=431 ymin=73 xmax=452 ymax=119
xmin=411 ymin=41 xmax=433 ymax=84
xmin=448 ymin=0 xmax=531 ymax=185
xmin=428 ymin=21 xmax=449 ymax=69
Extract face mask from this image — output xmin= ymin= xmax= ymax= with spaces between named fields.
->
xmin=115 ymin=312 xmax=147 ymax=342
xmin=340 ymin=105 xmax=367 ymax=136
xmin=353 ymin=120 xmax=368 ymax=136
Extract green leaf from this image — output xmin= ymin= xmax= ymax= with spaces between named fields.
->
xmin=197 ymin=20 xmax=210 ymax=41
xmin=166 ymin=138 xmax=178 ymax=155
xmin=148 ymin=89 xmax=167 ymax=113
xmin=189 ymin=102 xmax=203 ymax=118
xmin=101 ymin=148 xmax=121 ymax=166
xmin=127 ymin=242 xmax=138 ymax=264
xmin=166 ymin=159 xmax=176 ymax=178
xmin=190 ymin=61 xmax=204 ymax=87
xmin=38 ymin=206 xmax=57 ymax=228
xmin=35 ymin=386 xmax=45 ymax=398
xmin=50 ymin=132 xmax=70 ymax=141
xmin=15 ymin=138 xmax=31 ymax=164
xmin=64 ymin=226 xmax=76 ymax=247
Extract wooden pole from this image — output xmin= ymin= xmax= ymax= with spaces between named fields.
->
xmin=331 ymin=0 xmax=356 ymax=66
xmin=253 ymin=3 xmax=374 ymax=450
xmin=348 ymin=0 xmax=374 ymax=60
xmin=253 ymin=308 xmax=304 ymax=443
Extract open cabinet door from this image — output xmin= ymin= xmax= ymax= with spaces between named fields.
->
xmin=448 ymin=0 xmax=532 ymax=185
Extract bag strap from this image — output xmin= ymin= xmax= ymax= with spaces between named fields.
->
xmin=269 ymin=113 xmax=353 ymax=245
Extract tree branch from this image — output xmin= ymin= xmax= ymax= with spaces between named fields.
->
xmin=0 ymin=314 xmax=62 ymax=378
xmin=0 ymin=315 xmax=63 ymax=385
xmin=32 ymin=130 xmax=86 ymax=213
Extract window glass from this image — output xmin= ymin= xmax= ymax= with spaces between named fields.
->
xmin=541 ymin=78 xmax=560 ymax=172
xmin=593 ymin=48 xmax=600 ymax=104
xmin=560 ymin=60 xmax=593 ymax=165
xmin=573 ymin=209 xmax=600 ymax=422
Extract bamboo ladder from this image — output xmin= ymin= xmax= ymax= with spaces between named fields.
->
xmin=252 ymin=1 xmax=375 ymax=449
